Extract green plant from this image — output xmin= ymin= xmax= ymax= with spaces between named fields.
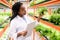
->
xmin=37 ymin=7 xmax=47 ymax=16
xmin=53 ymin=8 xmax=60 ymax=14
xmin=35 ymin=0 xmax=45 ymax=4
xmin=28 ymin=12 xmax=34 ymax=16
xmin=0 ymin=12 xmax=11 ymax=16
xmin=30 ymin=0 xmax=50 ymax=6
xmin=35 ymin=24 xmax=60 ymax=40
xmin=33 ymin=0 xmax=50 ymax=5
xmin=57 ymin=8 xmax=60 ymax=14
xmin=30 ymin=1 xmax=35 ymax=6
xmin=0 ymin=12 xmax=11 ymax=28
xmin=49 ymin=14 xmax=60 ymax=26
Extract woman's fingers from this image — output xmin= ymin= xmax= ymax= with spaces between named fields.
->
xmin=17 ymin=32 xmax=22 ymax=37
xmin=17 ymin=31 xmax=27 ymax=37
xmin=22 ymin=31 xmax=27 ymax=36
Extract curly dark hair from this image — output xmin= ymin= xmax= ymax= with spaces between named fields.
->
xmin=10 ymin=2 xmax=23 ymax=21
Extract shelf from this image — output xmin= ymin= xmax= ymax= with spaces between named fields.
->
xmin=0 ymin=23 xmax=9 ymax=37
xmin=0 ymin=2 xmax=10 ymax=8
xmin=30 ymin=16 xmax=60 ymax=32
xmin=30 ymin=0 xmax=60 ymax=8
xmin=40 ymin=19 xmax=60 ymax=32
xmin=34 ymin=29 xmax=46 ymax=40
xmin=0 ymin=0 xmax=12 ymax=8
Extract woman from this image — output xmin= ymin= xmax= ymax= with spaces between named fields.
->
xmin=9 ymin=2 xmax=40 ymax=40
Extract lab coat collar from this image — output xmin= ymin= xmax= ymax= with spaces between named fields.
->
xmin=16 ymin=15 xmax=23 ymax=20
xmin=16 ymin=15 xmax=26 ymax=20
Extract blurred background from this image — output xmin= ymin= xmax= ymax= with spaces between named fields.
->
xmin=0 ymin=0 xmax=60 ymax=40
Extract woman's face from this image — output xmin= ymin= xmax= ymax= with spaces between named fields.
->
xmin=18 ymin=5 xmax=26 ymax=17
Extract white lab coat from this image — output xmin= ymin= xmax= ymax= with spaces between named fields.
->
xmin=8 ymin=15 xmax=38 ymax=40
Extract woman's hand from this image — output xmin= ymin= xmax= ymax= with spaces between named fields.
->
xmin=22 ymin=31 xmax=27 ymax=36
xmin=17 ymin=31 xmax=27 ymax=37
xmin=37 ymin=15 xmax=41 ymax=22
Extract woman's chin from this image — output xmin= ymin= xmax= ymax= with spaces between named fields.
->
xmin=24 ymin=13 xmax=26 ymax=15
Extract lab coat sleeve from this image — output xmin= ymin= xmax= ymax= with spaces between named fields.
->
xmin=35 ymin=20 xmax=39 ymax=27
xmin=28 ymin=16 xmax=34 ymax=23
xmin=27 ymin=16 xmax=39 ymax=27
xmin=8 ymin=21 xmax=17 ymax=40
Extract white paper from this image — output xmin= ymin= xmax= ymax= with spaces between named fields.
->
xmin=25 ymin=21 xmax=36 ymax=38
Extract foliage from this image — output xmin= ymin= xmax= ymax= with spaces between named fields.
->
xmin=28 ymin=12 xmax=34 ymax=16
xmin=35 ymin=24 xmax=60 ymax=40
xmin=37 ymin=7 xmax=47 ymax=16
xmin=30 ymin=0 xmax=35 ymax=6
xmin=49 ymin=14 xmax=60 ymax=26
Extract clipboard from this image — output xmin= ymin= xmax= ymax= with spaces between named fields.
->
xmin=25 ymin=21 xmax=36 ymax=38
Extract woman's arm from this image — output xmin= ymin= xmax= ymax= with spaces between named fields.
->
xmin=9 ymin=31 xmax=27 ymax=40
xmin=8 ymin=21 xmax=18 ymax=40
xmin=9 ymin=21 xmax=27 ymax=40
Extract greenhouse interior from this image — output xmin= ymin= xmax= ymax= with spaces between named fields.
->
xmin=0 ymin=0 xmax=60 ymax=40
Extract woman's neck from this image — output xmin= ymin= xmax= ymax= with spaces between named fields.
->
xmin=18 ymin=15 xmax=23 ymax=17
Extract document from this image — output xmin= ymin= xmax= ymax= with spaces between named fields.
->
xmin=25 ymin=21 xmax=36 ymax=38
